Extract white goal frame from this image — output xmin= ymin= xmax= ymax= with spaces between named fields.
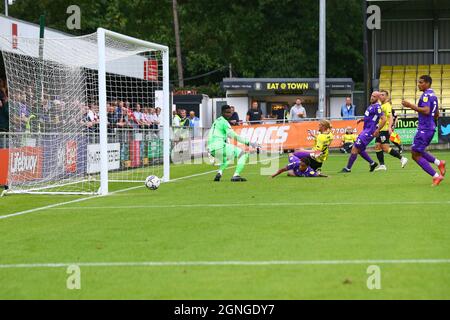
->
xmin=0 ymin=28 xmax=170 ymax=197
xmin=96 ymin=28 xmax=170 ymax=195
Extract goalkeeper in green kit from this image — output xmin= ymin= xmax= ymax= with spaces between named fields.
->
xmin=207 ymin=105 xmax=258 ymax=182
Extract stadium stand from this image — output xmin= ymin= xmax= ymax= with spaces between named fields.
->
xmin=378 ymin=64 xmax=450 ymax=116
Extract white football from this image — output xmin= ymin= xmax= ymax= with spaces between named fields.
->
xmin=145 ymin=175 xmax=161 ymax=190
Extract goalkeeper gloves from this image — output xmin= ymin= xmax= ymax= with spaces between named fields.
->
xmin=248 ymin=142 xmax=260 ymax=149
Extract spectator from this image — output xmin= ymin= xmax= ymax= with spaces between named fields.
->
xmin=340 ymin=126 xmax=357 ymax=153
xmin=133 ymin=103 xmax=144 ymax=128
xmin=246 ymin=101 xmax=262 ymax=124
xmin=150 ymin=107 xmax=161 ymax=130
xmin=179 ymin=109 xmax=190 ymax=127
xmin=189 ymin=111 xmax=200 ymax=127
xmin=141 ymin=107 xmax=152 ymax=128
xmin=229 ymin=106 xmax=240 ymax=126
xmin=189 ymin=110 xmax=200 ymax=137
xmin=340 ymin=97 xmax=356 ymax=120
xmin=18 ymin=94 xmax=33 ymax=132
xmin=172 ymin=109 xmax=181 ymax=127
xmin=107 ymin=103 xmax=118 ymax=132
xmin=155 ymin=107 xmax=161 ymax=126
xmin=125 ymin=105 xmax=138 ymax=127
xmin=290 ymin=98 xmax=307 ymax=122
xmin=117 ymin=101 xmax=128 ymax=128
xmin=86 ymin=104 xmax=99 ymax=132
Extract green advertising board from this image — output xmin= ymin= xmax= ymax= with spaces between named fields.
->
xmin=369 ymin=117 xmax=438 ymax=146
xmin=394 ymin=118 xmax=438 ymax=144
xmin=148 ymin=139 xmax=163 ymax=159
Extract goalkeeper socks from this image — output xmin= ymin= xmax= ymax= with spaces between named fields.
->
xmin=235 ymin=152 xmax=249 ymax=175
xmin=388 ymin=148 xmax=402 ymax=160
xmin=376 ymin=150 xmax=385 ymax=165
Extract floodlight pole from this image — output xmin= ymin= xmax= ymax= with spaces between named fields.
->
xmin=363 ymin=0 xmax=369 ymax=104
xmin=5 ymin=0 xmax=8 ymax=16
xmin=318 ymin=0 xmax=326 ymax=118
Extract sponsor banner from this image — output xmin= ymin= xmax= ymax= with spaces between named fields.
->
xmin=9 ymin=146 xmax=43 ymax=182
xmin=221 ymin=80 xmax=354 ymax=92
xmin=234 ymin=120 xmax=363 ymax=150
xmin=130 ymin=141 xmax=141 ymax=168
xmin=191 ymin=139 xmax=206 ymax=157
xmin=144 ymin=59 xmax=158 ymax=81
xmin=87 ymin=143 xmax=121 ymax=174
xmin=171 ymin=140 xmax=191 ymax=164
xmin=65 ymin=140 xmax=78 ymax=173
xmin=438 ymin=117 xmax=450 ymax=143
xmin=148 ymin=139 xmax=163 ymax=159
xmin=42 ymin=135 xmax=86 ymax=179
xmin=0 ymin=149 xmax=8 ymax=185
xmin=393 ymin=118 xmax=438 ymax=145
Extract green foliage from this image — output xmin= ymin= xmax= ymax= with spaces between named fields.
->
xmin=7 ymin=0 xmax=363 ymax=97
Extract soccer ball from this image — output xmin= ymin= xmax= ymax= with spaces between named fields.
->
xmin=145 ymin=175 xmax=161 ymax=190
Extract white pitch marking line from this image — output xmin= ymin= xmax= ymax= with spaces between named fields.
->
xmin=0 ymin=155 xmax=282 ymax=220
xmin=52 ymin=200 xmax=450 ymax=210
xmin=0 ymin=185 xmax=143 ymax=220
xmin=1 ymin=259 xmax=450 ymax=269
xmin=0 ymin=169 xmax=225 ymax=220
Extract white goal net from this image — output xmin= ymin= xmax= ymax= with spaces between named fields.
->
xmin=0 ymin=28 xmax=170 ymax=195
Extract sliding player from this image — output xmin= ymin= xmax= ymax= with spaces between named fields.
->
xmin=341 ymin=91 xmax=386 ymax=173
xmin=374 ymin=90 xmax=408 ymax=171
xmin=271 ymin=155 xmax=328 ymax=178
xmin=207 ymin=104 xmax=258 ymax=182
xmin=402 ymin=75 xmax=446 ymax=186
xmin=292 ymin=119 xmax=334 ymax=172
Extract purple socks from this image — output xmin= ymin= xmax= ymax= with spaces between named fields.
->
xmin=360 ymin=151 xmax=375 ymax=164
xmin=346 ymin=153 xmax=358 ymax=169
xmin=422 ymin=152 xmax=436 ymax=164
xmin=416 ymin=157 xmax=437 ymax=177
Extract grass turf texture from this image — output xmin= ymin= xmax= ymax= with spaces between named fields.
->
xmin=0 ymin=151 xmax=449 ymax=299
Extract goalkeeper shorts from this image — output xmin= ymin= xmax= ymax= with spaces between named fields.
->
xmin=209 ymin=144 xmax=243 ymax=163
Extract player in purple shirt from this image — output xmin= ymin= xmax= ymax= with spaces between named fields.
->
xmin=402 ymin=75 xmax=446 ymax=186
xmin=271 ymin=155 xmax=328 ymax=178
xmin=340 ymin=91 xmax=386 ymax=173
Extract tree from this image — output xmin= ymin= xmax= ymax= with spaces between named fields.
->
xmin=5 ymin=0 xmax=364 ymax=97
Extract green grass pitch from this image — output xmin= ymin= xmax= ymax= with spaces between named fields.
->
xmin=0 ymin=151 xmax=449 ymax=299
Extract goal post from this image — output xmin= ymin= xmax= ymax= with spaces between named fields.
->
xmin=96 ymin=28 xmax=171 ymax=195
xmin=0 ymin=28 xmax=170 ymax=196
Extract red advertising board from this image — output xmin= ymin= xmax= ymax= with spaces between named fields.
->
xmin=12 ymin=23 xmax=18 ymax=49
xmin=130 ymin=141 xmax=141 ymax=167
xmin=8 ymin=146 xmax=43 ymax=182
xmin=234 ymin=120 xmax=364 ymax=150
xmin=144 ymin=59 xmax=158 ymax=81
xmin=65 ymin=140 xmax=77 ymax=173
xmin=0 ymin=149 xmax=8 ymax=185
